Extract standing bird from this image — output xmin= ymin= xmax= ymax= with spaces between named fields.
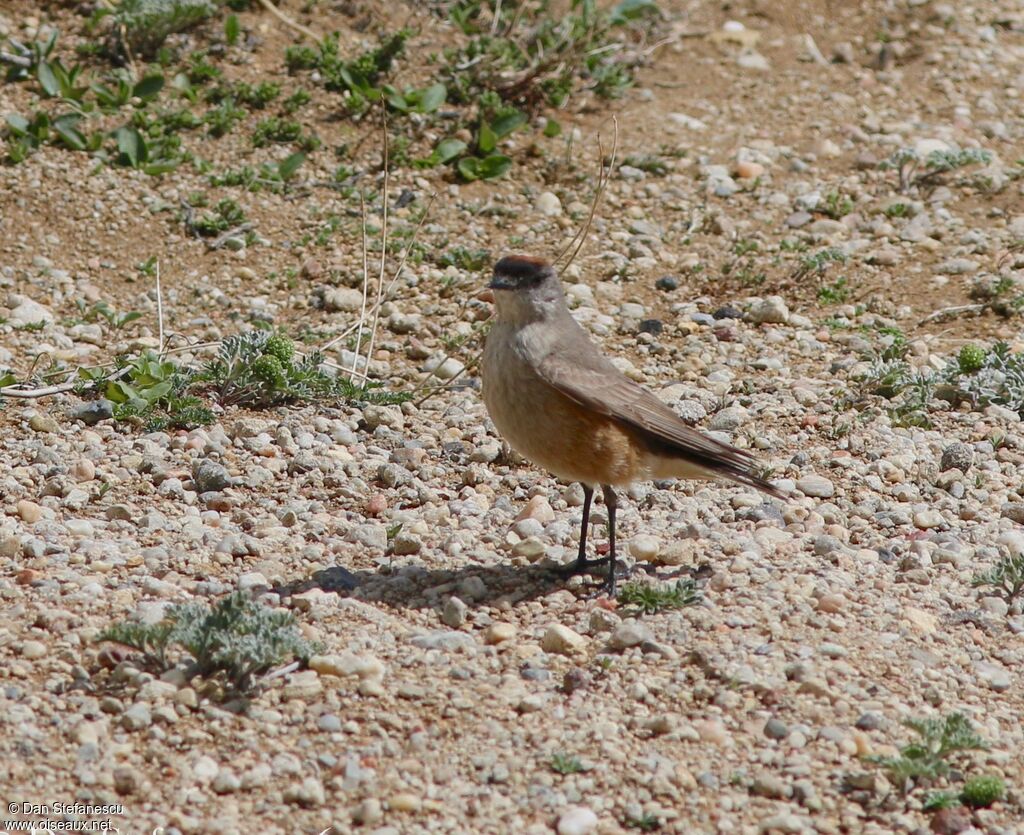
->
xmin=481 ymin=255 xmax=783 ymax=594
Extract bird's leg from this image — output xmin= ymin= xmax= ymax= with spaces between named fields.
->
xmin=602 ymin=484 xmax=618 ymax=596
xmin=576 ymin=484 xmax=593 ymax=565
xmin=556 ymin=484 xmax=610 ymax=578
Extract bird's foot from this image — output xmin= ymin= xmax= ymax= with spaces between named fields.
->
xmin=554 ymin=556 xmax=611 ymax=579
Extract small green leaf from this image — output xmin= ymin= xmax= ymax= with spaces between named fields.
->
xmin=52 ymin=114 xmax=86 ymax=150
xmin=543 ymin=118 xmax=562 ymax=138
xmin=610 ymin=0 xmax=659 ymax=24
xmin=457 ymin=156 xmax=481 ymax=181
xmin=133 ymin=74 xmax=165 ymax=100
xmin=382 ymin=84 xmax=409 ymax=112
xmin=105 ymin=379 xmax=137 ymax=404
xmin=114 ymin=126 xmax=145 ymax=167
xmin=5 ymin=114 xmax=30 ymax=135
xmin=225 ymin=14 xmax=241 ymax=46
xmin=478 ymin=154 xmax=512 ymax=179
xmin=491 ymin=110 xmax=526 ymax=138
xmin=36 ymin=61 xmax=60 ymax=97
xmin=477 ymin=122 xmax=497 ymax=154
xmin=416 ymin=82 xmax=446 ymax=113
xmin=435 ymin=137 xmax=466 ymax=163
xmin=277 ymin=151 xmax=305 ymax=179
xmin=142 ymin=160 xmax=180 ymax=176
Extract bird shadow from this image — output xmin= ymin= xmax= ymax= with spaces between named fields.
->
xmin=273 ymin=560 xmax=705 ymax=612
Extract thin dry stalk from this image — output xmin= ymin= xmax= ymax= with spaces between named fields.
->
xmin=319 ymin=193 xmax=434 ymax=360
xmin=155 ymin=259 xmax=165 ymax=356
xmin=348 ymin=191 xmax=372 ymax=381
xmin=554 ymin=115 xmax=619 ymax=271
xmin=257 ymin=0 xmax=322 ymax=43
xmin=363 ymin=110 xmax=390 ymax=376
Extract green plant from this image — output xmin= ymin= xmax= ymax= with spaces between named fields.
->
xmin=958 ymin=344 xmax=986 ymax=374
xmin=972 ymin=554 xmax=1024 ymax=604
xmin=617 ymin=579 xmax=700 ymax=615
xmin=204 ymin=99 xmax=246 ymax=137
xmin=112 ymin=0 xmax=218 ymax=58
xmin=793 ymin=247 xmax=847 ymax=279
xmin=285 ymin=30 xmax=410 ymax=115
xmin=438 ymin=246 xmax=490 ymax=272
xmin=922 ymin=790 xmax=960 ymax=811
xmin=88 ymin=352 xmax=215 ymax=431
xmin=195 ymin=329 xmax=409 ymax=408
xmin=190 ymin=197 xmax=247 ymax=236
xmin=251 ymin=117 xmax=319 ymax=151
xmin=440 ymin=0 xmax=656 ymax=110
xmin=75 ymin=299 xmax=143 ymax=330
xmin=99 ymin=591 xmax=316 ymax=694
xmin=880 ymin=147 xmax=993 ymax=193
xmin=817 ymin=277 xmax=851 ymax=304
xmin=626 ymin=812 xmax=661 ymax=832
xmin=209 ymin=152 xmax=305 ymax=192
xmin=960 ymin=774 xmax=1005 ymax=808
xmin=550 ymin=753 xmax=585 ymax=775
xmin=866 ymin=713 xmax=989 ymax=788
xmin=282 ymin=88 xmax=311 ymax=114
xmin=822 ymin=190 xmax=853 ymax=219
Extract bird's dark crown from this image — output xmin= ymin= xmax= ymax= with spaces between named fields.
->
xmin=491 ymin=255 xmax=554 ymax=290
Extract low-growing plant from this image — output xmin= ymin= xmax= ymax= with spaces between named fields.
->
xmin=99 ymin=591 xmax=316 ymax=694
xmin=972 ymin=554 xmax=1024 ymax=605
xmin=550 ymin=753 xmax=585 ymax=775
xmin=880 ymin=146 xmax=993 ymax=193
xmin=822 ymin=190 xmax=854 ymax=219
xmin=251 ymin=117 xmax=319 ymax=151
xmin=960 ymin=774 xmax=1005 ymax=808
xmin=194 ymin=329 xmax=410 ymax=408
xmin=617 ymin=579 xmax=700 ymax=615
xmin=189 ymin=197 xmax=248 ymax=236
xmin=793 ymin=247 xmax=847 ymax=279
xmin=866 ymin=713 xmax=989 ymax=789
xmin=110 ymin=0 xmax=218 ymax=58
xmin=209 ymin=152 xmax=305 ymax=192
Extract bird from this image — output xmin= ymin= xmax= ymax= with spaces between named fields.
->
xmin=480 ymin=254 xmax=783 ymax=595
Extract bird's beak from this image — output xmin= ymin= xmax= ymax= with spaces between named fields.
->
xmin=488 ymin=273 xmax=516 ymax=291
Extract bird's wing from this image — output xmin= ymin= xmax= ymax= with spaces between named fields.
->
xmin=535 ymin=335 xmax=782 ymax=497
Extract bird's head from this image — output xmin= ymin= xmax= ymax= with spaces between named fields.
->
xmin=488 ymin=255 xmax=565 ymax=322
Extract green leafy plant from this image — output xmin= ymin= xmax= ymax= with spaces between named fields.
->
xmin=972 ymin=554 xmax=1024 ymax=605
xmin=617 ymin=579 xmax=700 ymax=615
xmin=112 ymin=0 xmax=218 ymax=58
xmin=209 ymin=152 xmax=305 ymax=192
xmin=550 ymin=753 xmax=585 ymax=775
xmin=957 ymin=344 xmax=986 ymax=374
xmin=99 ymin=591 xmax=316 ymax=694
xmin=440 ymin=0 xmax=656 ymax=110
xmin=960 ymin=774 xmax=1005 ymax=808
xmin=626 ymin=812 xmax=661 ymax=832
xmin=822 ymin=190 xmax=854 ymax=219
xmin=793 ymin=247 xmax=847 ymax=279
xmin=866 ymin=713 xmax=989 ymax=789
xmin=75 ymin=299 xmax=143 ymax=330
xmin=194 ymin=329 xmax=409 ymax=408
xmin=204 ymin=99 xmax=246 ymax=137
xmin=880 ymin=146 xmax=993 ymax=193
xmin=189 ymin=197 xmax=247 ymax=236
xmin=817 ymin=277 xmax=851 ymax=304
xmin=90 ymin=352 xmax=215 ymax=431
xmin=251 ymin=117 xmax=319 ymax=151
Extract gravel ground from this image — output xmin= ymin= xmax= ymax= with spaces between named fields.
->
xmin=1 ymin=1 xmax=1024 ymax=833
